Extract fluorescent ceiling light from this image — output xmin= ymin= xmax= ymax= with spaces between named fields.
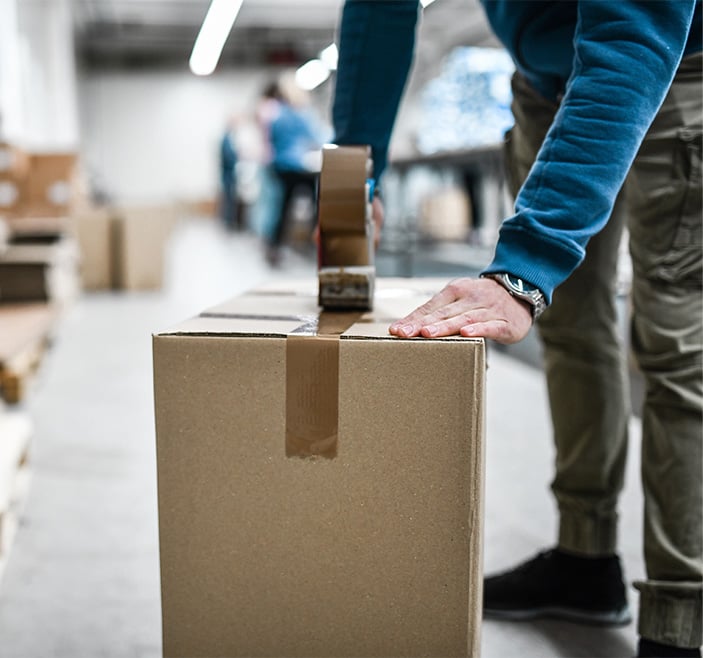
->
xmin=420 ymin=0 xmax=437 ymax=6
xmin=295 ymin=59 xmax=330 ymax=91
xmin=189 ymin=0 xmax=243 ymax=76
xmin=319 ymin=43 xmax=338 ymax=71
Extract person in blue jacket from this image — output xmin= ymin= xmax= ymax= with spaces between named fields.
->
xmin=219 ymin=116 xmax=239 ymax=231
xmin=332 ymin=2 xmax=702 ymax=656
xmin=264 ymin=76 xmax=323 ymax=266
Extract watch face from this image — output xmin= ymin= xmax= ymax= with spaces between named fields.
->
xmin=505 ymin=273 xmax=537 ymax=293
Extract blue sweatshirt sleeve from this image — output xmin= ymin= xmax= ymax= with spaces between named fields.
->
xmin=332 ymin=0 xmax=420 ymax=180
xmin=483 ymin=0 xmax=698 ymax=303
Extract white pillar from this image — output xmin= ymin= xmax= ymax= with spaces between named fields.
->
xmin=17 ymin=0 xmax=80 ymax=149
xmin=0 ymin=0 xmax=25 ymax=142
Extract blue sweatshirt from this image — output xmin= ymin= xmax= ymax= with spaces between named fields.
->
xmin=332 ymin=0 xmax=702 ymax=303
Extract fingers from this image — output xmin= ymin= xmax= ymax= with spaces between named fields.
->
xmin=388 ymin=277 xmax=534 ymax=344
xmin=388 ymin=279 xmax=476 ymax=337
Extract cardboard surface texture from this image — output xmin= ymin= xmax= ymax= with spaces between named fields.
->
xmin=153 ymin=278 xmax=486 ymax=658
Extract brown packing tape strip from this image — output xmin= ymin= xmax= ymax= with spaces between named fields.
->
xmin=285 ymin=311 xmax=363 ymax=459
xmin=321 ymin=233 xmax=370 ymax=267
xmin=318 ymin=145 xmax=369 ymax=239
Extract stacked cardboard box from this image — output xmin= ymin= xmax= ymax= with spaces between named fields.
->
xmin=73 ymin=204 xmax=176 ymax=291
xmin=153 ymin=278 xmax=486 ymax=658
xmin=21 ymin=153 xmax=78 ymax=218
xmin=0 ymin=151 xmax=78 ymax=219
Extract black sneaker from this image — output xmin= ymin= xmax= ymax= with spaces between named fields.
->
xmin=483 ymin=548 xmax=632 ymax=625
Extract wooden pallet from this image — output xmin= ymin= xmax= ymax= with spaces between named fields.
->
xmin=0 ymin=303 xmax=57 ymax=404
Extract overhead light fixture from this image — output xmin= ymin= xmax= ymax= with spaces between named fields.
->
xmin=295 ymin=59 xmax=331 ymax=91
xmin=189 ymin=0 xmax=243 ymax=76
xmin=319 ymin=43 xmax=338 ymax=71
xmin=420 ymin=0 xmax=437 ymax=7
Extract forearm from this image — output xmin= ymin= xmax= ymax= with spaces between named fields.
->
xmin=332 ymin=0 xmax=419 ymax=180
xmin=484 ymin=0 xmax=697 ymax=302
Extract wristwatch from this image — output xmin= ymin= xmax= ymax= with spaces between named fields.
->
xmin=481 ymin=272 xmax=547 ymax=321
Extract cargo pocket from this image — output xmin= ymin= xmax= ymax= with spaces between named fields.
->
xmin=629 ymin=126 xmax=703 ymax=286
xmin=658 ymin=126 xmax=702 ymax=284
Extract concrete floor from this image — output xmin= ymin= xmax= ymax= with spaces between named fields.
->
xmin=0 ymin=218 xmax=646 ymax=657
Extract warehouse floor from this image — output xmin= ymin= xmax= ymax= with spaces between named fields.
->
xmin=0 ymin=218 xmax=645 ymax=658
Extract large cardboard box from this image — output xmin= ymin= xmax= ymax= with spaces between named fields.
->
xmin=153 ymin=278 xmax=486 ymax=658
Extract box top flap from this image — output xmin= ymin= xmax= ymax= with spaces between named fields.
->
xmin=155 ymin=277 xmax=480 ymax=342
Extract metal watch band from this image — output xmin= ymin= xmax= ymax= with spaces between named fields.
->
xmin=481 ymin=272 xmax=547 ymax=321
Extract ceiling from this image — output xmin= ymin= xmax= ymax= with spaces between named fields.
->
xmin=71 ymin=0 xmax=499 ymax=70
xmin=73 ymin=0 xmax=346 ymax=68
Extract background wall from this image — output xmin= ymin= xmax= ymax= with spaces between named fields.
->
xmin=78 ymin=68 xmax=284 ymax=204
xmin=76 ymin=60 xmax=433 ymax=206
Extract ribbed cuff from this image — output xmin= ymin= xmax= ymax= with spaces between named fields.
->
xmin=635 ymin=580 xmax=703 ymax=648
xmin=558 ymin=509 xmax=618 ymax=556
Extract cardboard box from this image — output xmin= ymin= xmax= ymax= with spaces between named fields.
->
xmin=0 ymin=143 xmax=30 ymax=180
xmin=0 ymin=179 xmax=24 ymax=218
xmin=0 ymin=236 xmax=80 ymax=303
xmin=22 ymin=152 xmax=78 ymax=217
xmin=153 ymin=278 xmax=486 ymax=658
xmin=112 ymin=205 xmax=174 ymax=291
xmin=420 ymin=187 xmax=472 ymax=242
xmin=72 ymin=208 xmax=113 ymax=290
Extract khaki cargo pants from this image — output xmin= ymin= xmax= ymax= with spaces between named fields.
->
xmin=504 ymin=53 xmax=702 ymax=648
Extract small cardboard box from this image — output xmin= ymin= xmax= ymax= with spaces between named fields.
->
xmin=112 ymin=205 xmax=174 ymax=291
xmin=420 ymin=187 xmax=472 ymax=242
xmin=72 ymin=208 xmax=113 ymax=290
xmin=153 ymin=278 xmax=486 ymax=658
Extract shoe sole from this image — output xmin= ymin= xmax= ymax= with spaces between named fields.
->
xmin=484 ymin=605 xmax=632 ymax=627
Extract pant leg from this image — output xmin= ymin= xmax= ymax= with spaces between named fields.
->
xmin=220 ymin=175 xmax=236 ymax=228
xmin=507 ymin=72 xmax=630 ymax=556
xmin=270 ymin=169 xmax=318 ymax=248
xmin=270 ymin=169 xmax=298 ymax=248
xmin=626 ymin=52 xmax=703 ymax=649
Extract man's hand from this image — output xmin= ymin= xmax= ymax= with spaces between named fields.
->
xmin=388 ymin=277 xmax=534 ymax=344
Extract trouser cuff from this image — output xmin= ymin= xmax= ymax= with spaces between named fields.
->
xmin=635 ymin=580 xmax=703 ymax=648
xmin=558 ymin=510 xmax=618 ymax=556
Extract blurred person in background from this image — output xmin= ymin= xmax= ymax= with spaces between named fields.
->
xmin=331 ymin=2 xmax=702 ymax=657
xmin=219 ymin=115 xmax=240 ymax=231
xmin=263 ymin=74 xmax=323 ymax=266
xmin=248 ymin=82 xmax=285 ymax=242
